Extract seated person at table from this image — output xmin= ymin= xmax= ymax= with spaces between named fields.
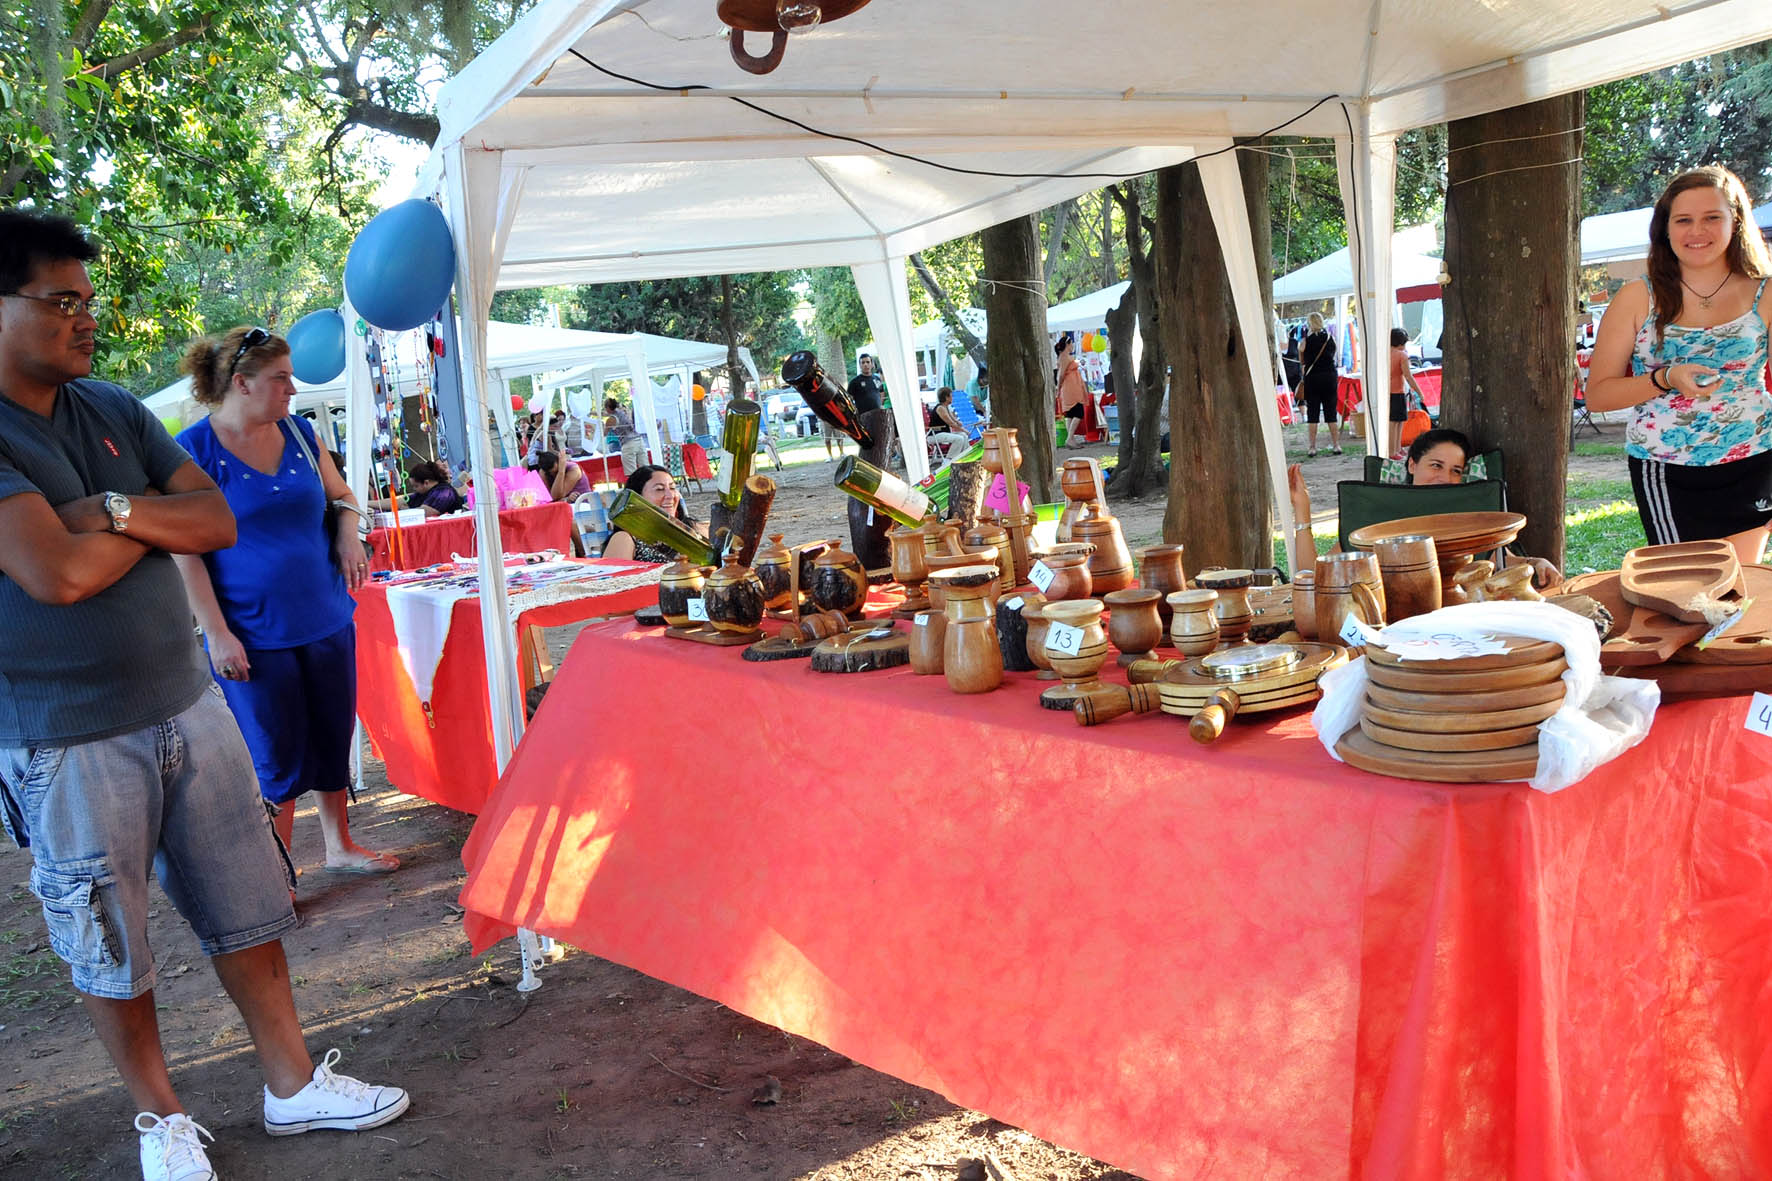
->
xmin=602 ymin=465 xmax=708 ymax=563
xmin=533 ymin=450 xmax=591 ymax=503
xmin=396 ymin=461 xmax=462 ymax=517
xmin=1288 ymin=427 xmax=1561 ymax=587
xmin=927 ymin=388 xmax=971 ymax=467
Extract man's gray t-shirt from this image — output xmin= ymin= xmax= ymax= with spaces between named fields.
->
xmin=0 ymin=380 xmax=210 ymax=746
xmin=608 ymin=407 xmax=639 ymax=444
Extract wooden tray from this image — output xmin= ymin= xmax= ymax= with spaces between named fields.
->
xmin=1611 ymin=660 xmax=1772 ymax=699
xmin=1347 ymin=511 xmax=1526 ymax=563
xmin=1362 ymin=694 xmax=1561 ymax=732
xmin=1155 ymin=643 xmax=1343 ymax=693
xmin=1336 ymin=728 xmax=1539 ymax=783
xmin=1569 ymin=566 xmax=1772 ymax=667
xmin=1359 ymin=715 xmax=1543 ymax=752
xmin=1600 ymin=604 xmax=1709 ymax=666
xmin=1157 ymin=682 xmax=1322 ymax=718
xmin=665 ymin=624 xmax=760 ymax=647
xmin=1364 ymin=678 xmax=1567 ymax=714
xmin=1365 ymin=635 xmax=1562 ymax=672
xmin=1620 ymin=541 xmax=1739 ymax=623
xmin=809 ymin=624 xmax=909 ymax=673
xmin=1366 ymin=656 xmax=1568 ymax=693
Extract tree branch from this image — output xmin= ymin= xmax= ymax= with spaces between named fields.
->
xmin=69 ymin=0 xmax=116 ymax=55
xmin=334 ymin=99 xmax=441 ymax=145
xmin=909 ymin=251 xmax=987 ymax=368
xmin=1041 ymin=199 xmax=1076 ymax=291
xmin=84 ymin=16 xmax=214 ymax=82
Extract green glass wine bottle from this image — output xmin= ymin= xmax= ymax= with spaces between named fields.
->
xmin=607 ymin=490 xmax=719 ymax=566
xmin=715 ymin=398 xmax=761 ymax=509
xmin=833 ymin=456 xmax=932 ymax=528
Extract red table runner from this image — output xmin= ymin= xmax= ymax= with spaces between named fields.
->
xmin=460 ymin=621 xmax=1772 ymax=1178
xmin=354 ymin=561 xmax=659 ymax=812
xmin=367 ymin=501 xmax=574 ymax=572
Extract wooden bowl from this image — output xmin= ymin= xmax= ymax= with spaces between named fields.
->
xmin=1346 ymin=511 xmax=1527 ymax=579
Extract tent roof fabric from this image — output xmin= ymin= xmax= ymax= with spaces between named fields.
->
xmin=1047 ymin=282 xmax=1132 ymax=335
xmin=1273 ymin=249 xmax=1447 ymax=305
xmin=419 ymin=0 xmax=1772 ymax=290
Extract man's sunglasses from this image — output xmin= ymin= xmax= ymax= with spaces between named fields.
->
xmin=231 ymin=327 xmax=271 ymax=374
xmin=1 ymin=291 xmax=99 ymax=318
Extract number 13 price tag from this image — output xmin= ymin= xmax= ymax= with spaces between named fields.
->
xmin=687 ymin=598 xmax=709 ymax=623
xmin=1046 ymin=620 xmax=1085 ymax=656
xmin=1028 ymin=561 xmax=1057 ymax=594
xmin=1745 ymin=691 xmax=1772 ymax=738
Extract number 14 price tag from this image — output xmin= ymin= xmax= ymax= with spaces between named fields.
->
xmin=1028 ymin=561 xmax=1057 ymax=594
xmin=1745 ymin=691 xmax=1772 ymax=739
xmin=1046 ymin=620 xmax=1085 ymax=657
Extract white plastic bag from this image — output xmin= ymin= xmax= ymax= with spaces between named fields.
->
xmin=1311 ymin=601 xmax=1661 ymax=791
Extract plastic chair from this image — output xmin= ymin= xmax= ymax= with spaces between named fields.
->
xmin=1335 ymin=478 xmax=1509 ymax=553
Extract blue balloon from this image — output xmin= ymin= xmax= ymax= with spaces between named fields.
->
xmin=344 ymin=199 xmax=457 ymax=332
xmin=286 ymin=308 xmax=347 ymax=384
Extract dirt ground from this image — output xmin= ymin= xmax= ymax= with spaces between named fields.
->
xmin=0 ymin=421 xmax=1630 ymax=1180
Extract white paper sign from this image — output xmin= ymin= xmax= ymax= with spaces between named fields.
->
xmin=1005 ymin=596 xmax=1024 ymax=612
xmin=1338 ymin=613 xmax=1380 ymax=648
xmin=712 ymin=448 xmax=736 ymax=496
xmin=1698 ymin=599 xmax=1753 ymax=649
xmin=915 ymin=612 xmax=935 ymax=627
xmin=1746 ymin=692 xmax=1772 ymax=738
xmin=1046 ymin=620 xmax=1085 ymax=656
xmin=1370 ymin=630 xmax=1513 ymax=662
xmin=686 ymin=597 xmax=709 ymax=623
xmin=1028 ymin=561 xmax=1057 ymax=594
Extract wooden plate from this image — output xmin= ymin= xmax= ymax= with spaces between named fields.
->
xmin=1157 ymin=682 xmax=1322 ymax=718
xmin=1155 ymin=643 xmax=1343 ymax=692
xmin=1336 ymin=728 xmax=1539 ymax=783
xmin=1347 ymin=511 xmax=1526 ymax=559
xmin=1364 ymin=678 xmax=1567 ymax=714
xmin=1366 ymin=656 xmax=1567 ymax=693
xmin=1359 ymin=715 xmax=1543 ymax=752
xmin=1364 ymin=635 xmax=1562 ymax=672
xmin=1362 ymin=695 xmax=1561 ymax=732
xmin=1620 ymin=541 xmax=1739 ymax=623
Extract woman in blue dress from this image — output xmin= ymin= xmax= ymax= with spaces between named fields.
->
xmin=172 ymin=326 xmax=398 ymax=883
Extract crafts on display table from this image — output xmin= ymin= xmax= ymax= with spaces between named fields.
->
xmin=366 ymin=500 xmax=575 ymax=571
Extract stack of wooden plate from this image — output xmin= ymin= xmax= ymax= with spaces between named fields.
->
xmin=1335 ymin=635 xmax=1566 ymax=782
xmin=1153 ymin=642 xmax=1344 ymax=718
xmin=1347 ymin=511 xmax=1527 ymax=584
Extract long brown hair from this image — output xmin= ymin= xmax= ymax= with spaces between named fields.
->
xmin=1646 ymin=166 xmax=1771 ymax=346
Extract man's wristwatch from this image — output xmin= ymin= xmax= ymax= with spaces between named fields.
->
xmin=103 ymin=491 xmax=133 ymax=534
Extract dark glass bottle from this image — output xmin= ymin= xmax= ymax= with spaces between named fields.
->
xmin=780 ymin=350 xmax=874 ymax=449
xmin=607 ymin=490 xmax=719 ymax=567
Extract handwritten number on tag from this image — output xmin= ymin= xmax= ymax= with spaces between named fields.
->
xmin=687 ymin=598 xmax=708 ymax=623
xmin=1029 ymin=561 xmax=1057 ymax=593
xmin=1746 ymin=692 xmax=1772 ymax=738
xmin=1046 ymin=620 xmax=1084 ymax=656
xmin=1338 ymin=613 xmax=1367 ymax=647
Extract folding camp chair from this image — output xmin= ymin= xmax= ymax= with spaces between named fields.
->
xmin=1571 ymin=391 xmax=1601 ymax=440
xmin=1335 ymin=477 xmax=1509 ymax=553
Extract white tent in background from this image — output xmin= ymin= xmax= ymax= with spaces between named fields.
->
xmin=1046 ymin=282 xmax=1131 ymax=335
xmin=411 ymin=0 xmax=1772 ymax=996
xmin=1272 ymin=247 xmax=1447 ymax=305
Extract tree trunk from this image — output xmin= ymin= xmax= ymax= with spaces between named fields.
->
xmin=910 ymin=252 xmax=988 ymax=368
xmin=981 ymin=215 xmax=1058 ymax=506
xmin=1441 ymin=95 xmax=1583 ymax=570
xmin=1107 ymin=181 xmax=1167 ymax=499
xmin=1156 ymin=162 xmax=1272 ymax=570
xmin=1041 ymin=199 xmax=1076 ymax=293
xmin=1236 ymin=138 xmax=1277 ymax=383
xmin=721 ymin=273 xmax=744 ymax=397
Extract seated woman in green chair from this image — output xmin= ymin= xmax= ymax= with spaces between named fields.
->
xmin=1288 ymin=427 xmax=1562 ymax=587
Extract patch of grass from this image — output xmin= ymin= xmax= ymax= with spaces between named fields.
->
xmin=886 ymin=1097 xmax=919 ymax=1123
xmin=1566 ymin=474 xmax=1634 ymax=504
xmin=554 ymin=1087 xmax=578 ymax=1114
xmin=1564 ymin=501 xmax=1646 ymax=572
xmin=1573 ymin=440 xmax=1628 ymax=458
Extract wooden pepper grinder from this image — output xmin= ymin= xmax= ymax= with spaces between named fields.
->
xmin=981 ymin=426 xmax=1035 ymax=584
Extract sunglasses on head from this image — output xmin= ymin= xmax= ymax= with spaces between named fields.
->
xmin=230 ymin=327 xmax=270 ymax=375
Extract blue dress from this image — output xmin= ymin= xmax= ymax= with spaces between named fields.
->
xmin=176 ymin=416 xmax=357 ymax=803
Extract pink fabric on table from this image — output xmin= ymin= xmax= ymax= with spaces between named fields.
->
xmin=465 ymin=466 xmax=553 ymax=510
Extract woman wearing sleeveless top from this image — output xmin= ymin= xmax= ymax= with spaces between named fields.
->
xmin=1587 ymin=166 xmax=1772 ymax=562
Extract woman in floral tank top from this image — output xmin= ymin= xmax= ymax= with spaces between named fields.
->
xmin=1588 ymin=166 xmax=1772 ymax=561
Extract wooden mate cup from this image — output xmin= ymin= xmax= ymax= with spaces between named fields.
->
xmin=908 ymin=608 xmax=946 ymax=675
xmin=1166 ymin=588 xmax=1220 ymax=656
xmin=934 ymin=565 xmax=1004 ymax=694
xmin=1137 ymin=544 xmax=1187 ymax=632
xmin=1039 ymin=598 xmax=1110 ymax=709
xmin=1372 ymin=532 xmax=1440 ymax=623
xmin=1104 ymin=587 xmax=1164 ymax=667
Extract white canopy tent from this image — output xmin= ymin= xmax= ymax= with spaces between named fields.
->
xmin=1272 ymin=248 xmax=1448 ymax=305
xmin=1046 ymin=282 xmax=1131 ymax=335
xmin=415 ymin=0 xmax=1772 ymax=855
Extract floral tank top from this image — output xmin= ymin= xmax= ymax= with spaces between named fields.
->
xmin=1628 ymin=276 xmax=1772 ymax=465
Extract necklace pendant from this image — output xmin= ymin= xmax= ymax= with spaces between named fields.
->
xmin=1701 ymin=297 xmax=1714 ymax=309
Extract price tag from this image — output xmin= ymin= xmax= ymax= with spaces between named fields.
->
xmin=712 ymin=448 xmax=736 ymax=496
xmin=1745 ymin=692 xmax=1772 ymax=738
xmin=1697 ymin=598 xmax=1753 ymax=649
xmin=686 ymin=597 xmax=709 ymax=623
xmin=1005 ymin=596 xmax=1024 ymax=612
xmin=1028 ymin=561 xmax=1057 ymax=594
xmin=1046 ymin=620 xmax=1085 ymax=656
xmin=1338 ymin=613 xmax=1377 ymax=648
xmin=915 ymin=611 xmax=935 ymax=626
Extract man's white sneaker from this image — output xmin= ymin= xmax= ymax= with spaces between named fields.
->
xmin=136 ymin=1111 xmax=216 ymax=1181
xmin=262 ymin=1048 xmax=410 ymax=1136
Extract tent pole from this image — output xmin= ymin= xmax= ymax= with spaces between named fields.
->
xmin=850 ymin=256 xmax=930 ymax=481
xmin=1195 ymin=149 xmax=1295 ymax=576
xmin=1336 ymin=114 xmax=1398 ymax=459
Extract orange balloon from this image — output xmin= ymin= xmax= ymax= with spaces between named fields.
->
xmin=692 ymin=383 xmax=706 ymax=401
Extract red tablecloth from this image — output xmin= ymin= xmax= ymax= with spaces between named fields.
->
xmin=367 ymin=502 xmax=574 ymax=572
xmin=354 ymin=561 xmax=659 ymax=813
xmin=460 ymin=623 xmax=1772 ymax=1179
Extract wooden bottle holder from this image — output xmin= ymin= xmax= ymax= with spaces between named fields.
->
xmin=762 ymin=538 xmax=840 ymax=624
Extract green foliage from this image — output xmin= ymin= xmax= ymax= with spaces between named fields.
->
xmin=806 ymin=266 xmax=869 ymax=350
xmin=564 ymin=274 xmax=807 ymax=375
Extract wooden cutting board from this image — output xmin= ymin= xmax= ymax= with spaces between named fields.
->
xmin=1365 ymin=635 xmax=1562 ymax=672
xmin=1620 ymin=540 xmax=1739 ymax=623
xmin=809 ymin=624 xmax=910 ymax=672
xmin=1362 ymin=694 xmax=1561 ymax=732
xmin=1366 ymin=656 xmax=1568 ymax=693
xmin=742 ymin=633 xmax=825 ymax=661
xmin=1611 ymin=660 xmax=1772 ymax=699
xmin=1337 ymin=728 xmax=1539 ymax=783
xmin=1359 ymin=715 xmax=1543 ymax=752
xmin=1157 ymin=682 xmax=1323 ymax=718
xmin=1363 ymin=678 xmax=1568 ymax=714
xmin=1600 ymin=604 xmax=1709 ymax=666
xmin=1568 ymin=565 xmax=1772 ymax=666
